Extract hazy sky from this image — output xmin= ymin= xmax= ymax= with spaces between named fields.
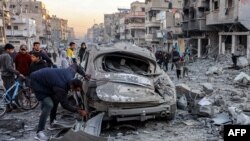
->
xmin=42 ymin=0 xmax=144 ymax=38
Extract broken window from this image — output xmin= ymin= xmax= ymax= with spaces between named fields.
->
xmin=213 ymin=0 xmax=219 ymax=10
xmin=13 ymin=26 xmax=18 ymax=30
xmin=226 ymin=0 xmax=233 ymax=8
xmin=103 ymin=53 xmax=153 ymax=75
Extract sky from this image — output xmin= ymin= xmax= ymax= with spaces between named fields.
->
xmin=42 ymin=0 xmax=144 ymax=38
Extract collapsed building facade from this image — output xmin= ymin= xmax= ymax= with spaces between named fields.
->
xmin=183 ymin=0 xmax=250 ymax=58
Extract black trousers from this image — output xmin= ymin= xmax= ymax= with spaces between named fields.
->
xmin=176 ymin=69 xmax=181 ymax=79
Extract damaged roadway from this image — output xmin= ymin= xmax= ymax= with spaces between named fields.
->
xmin=0 ymin=54 xmax=250 ymax=141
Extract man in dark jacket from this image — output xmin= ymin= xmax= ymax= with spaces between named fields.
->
xmin=30 ymin=42 xmax=53 ymax=67
xmin=171 ymin=48 xmax=180 ymax=70
xmin=78 ymin=42 xmax=87 ymax=63
xmin=15 ymin=45 xmax=32 ymax=77
xmin=30 ymin=64 xmax=90 ymax=141
xmin=30 ymin=52 xmax=48 ymax=74
xmin=0 ymin=44 xmax=24 ymax=109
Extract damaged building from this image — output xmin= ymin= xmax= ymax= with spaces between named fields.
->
xmin=120 ymin=1 xmax=146 ymax=46
xmin=206 ymin=0 xmax=250 ymax=58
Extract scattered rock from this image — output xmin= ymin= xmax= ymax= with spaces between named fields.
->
xmin=231 ymin=96 xmax=245 ymax=103
xmin=212 ymin=113 xmax=232 ymax=125
xmin=234 ymin=72 xmax=250 ymax=85
xmin=197 ymin=97 xmax=214 ymax=117
xmin=228 ymin=107 xmax=250 ymax=125
xmin=206 ymin=66 xmax=223 ymax=75
xmin=0 ymin=119 xmax=25 ymax=132
xmin=177 ymin=95 xmax=187 ymax=110
xmin=238 ymin=57 xmax=249 ymax=67
xmin=201 ymin=83 xmax=214 ymax=94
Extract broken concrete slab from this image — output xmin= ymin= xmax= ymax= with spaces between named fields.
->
xmin=234 ymin=72 xmax=250 ymax=85
xmin=212 ymin=113 xmax=232 ymax=125
xmin=238 ymin=57 xmax=249 ymax=67
xmin=175 ymin=84 xmax=204 ymax=99
xmin=228 ymin=107 xmax=250 ymax=125
xmin=206 ymin=66 xmax=223 ymax=75
xmin=201 ymin=83 xmax=214 ymax=94
xmin=197 ymin=97 xmax=214 ymax=117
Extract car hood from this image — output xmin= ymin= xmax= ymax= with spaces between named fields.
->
xmin=96 ymin=82 xmax=164 ymax=103
xmin=95 ymin=73 xmax=154 ymax=88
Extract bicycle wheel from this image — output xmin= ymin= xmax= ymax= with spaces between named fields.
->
xmin=17 ymin=88 xmax=39 ymax=110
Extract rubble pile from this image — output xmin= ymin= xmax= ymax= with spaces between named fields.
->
xmin=173 ymin=54 xmax=250 ymax=140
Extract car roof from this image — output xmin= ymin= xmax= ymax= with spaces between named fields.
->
xmin=86 ymin=42 xmax=156 ymax=61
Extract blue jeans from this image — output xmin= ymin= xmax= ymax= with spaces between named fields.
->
xmin=37 ymin=96 xmax=59 ymax=132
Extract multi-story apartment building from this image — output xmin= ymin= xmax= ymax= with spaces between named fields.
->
xmin=67 ymin=27 xmax=75 ymax=42
xmin=145 ymin=0 xmax=169 ymax=50
xmin=157 ymin=0 xmax=183 ymax=52
xmin=182 ymin=0 xmax=214 ymax=58
xmin=104 ymin=9 xmax=129 ymax=42
xmin=50 ymin=15 xmax=70 ymax=48
xmin=120 ymin=1 xmax=145 ymax=45
xmin=87 ymin=23 xmax=105 ymax=43
xmin=8 ymin=0 xmax=51 ymax=45
xmin=6 ymin=16 xmax=36 ymax=50
xmin=206 ymin=0 xmax=250 ymax=58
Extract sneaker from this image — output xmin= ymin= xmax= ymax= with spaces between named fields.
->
xmin=47 ymin=123 xmax=62 ymax=131
xmin=35 ymin=131 xmax=49 ymax=141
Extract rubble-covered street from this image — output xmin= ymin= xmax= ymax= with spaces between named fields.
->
xmin=1 ymin=55 xmax=249 ymax=141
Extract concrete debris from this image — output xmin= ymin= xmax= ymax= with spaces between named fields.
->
xmin=51 ymin=113 xmax=106 ymax=141
xmin=177 ymin=95 xmax=187 ymax=110
xmin=0 ymin=119 xmax=25 ymax=132
xmin=206 ymin=66 xmax=223 ymax=75
xmin=201 ymin=83 xmax=214 ymax=94
xmin=228 ymin=107 xmax=250 ymax=125
xmin=212 ymin=113 xmax=232 ymax=125
xmin=234 ymin=72 xmax=250 ymax=85
xmin=197 ymin=97 xmax=214 ymax=117
xmin=175 ymin=84 xmax=204 ymax=99
xmin=238 ymin=57 xmax=249 ymax=67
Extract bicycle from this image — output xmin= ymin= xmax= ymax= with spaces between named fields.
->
xmin=0 ymin=77 xmax=39 ymax=117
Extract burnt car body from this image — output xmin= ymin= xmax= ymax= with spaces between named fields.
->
xmin=80 ymin=43 xmax=176 ymax=122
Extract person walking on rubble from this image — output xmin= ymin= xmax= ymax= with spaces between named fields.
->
xmin=30 ymin=64 xmax=91 ymax=141
xmin=171 ymin=48 xmax=180 ymax=71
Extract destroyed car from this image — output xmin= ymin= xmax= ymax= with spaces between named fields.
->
xmin=79 ymin=42 xmax=176 ymax=122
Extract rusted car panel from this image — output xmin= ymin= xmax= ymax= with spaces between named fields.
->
xmin=81 ymin=42 xmax=176 ymax=121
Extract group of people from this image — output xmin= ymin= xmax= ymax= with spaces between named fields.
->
xmin=0 ymin=41 xmax=90 ymax=141
xmin=155 ymin=48 xmax=190 ymax=79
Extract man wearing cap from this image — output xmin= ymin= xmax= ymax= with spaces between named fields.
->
xmin=0 ymin=44 xmax=24 ymax=110
xmin=15 ymin=45 xmax=32 ymax=77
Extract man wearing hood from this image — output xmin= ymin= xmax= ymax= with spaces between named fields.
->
xmin=30 ymin=64 xmax=91 ymax=141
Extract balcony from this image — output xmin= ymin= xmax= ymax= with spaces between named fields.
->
xmin=145 ymin=34 xmax=160 ymax=42
xmin=6 ymin=30 xmax=29 ymax=37
xmin=145 ymin=17 xmax=161 ymax=27
xmin=206 ymin=8 xmax=237 ymax=25
xmin=196 ymin=0 xmax=209 ymax=8
xmin=126 ymin=12 xmax=145 ymax=18
xmin=145 ymin=0 xmax=169 ymax=11
xmin=188 ymin=19 xmax=208 ymax=31
xmin=127 ymin=23 xmax=145 ymax=30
